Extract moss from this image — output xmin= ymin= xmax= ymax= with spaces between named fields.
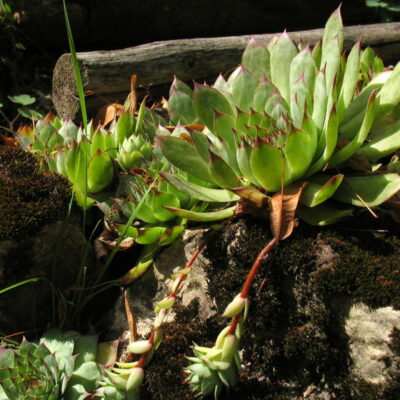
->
xmin=0 ymin=146 xmax=71 ymax=240
xmin=142 ymin=215 xmax=400 ymax=399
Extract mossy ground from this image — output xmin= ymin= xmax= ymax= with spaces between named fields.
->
xmin=141 ymin=214 xmax=400 ymax=399
xmin=0 ymin=146 xmax=70 ymax=240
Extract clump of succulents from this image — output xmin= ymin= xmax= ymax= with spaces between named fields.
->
xmin=0 ymin=330 xmax=129 ymax=400
xmin=159 ymin=7 xmax=400 ymax=226
xmin=155 ymin=6 xmax=400 ymax=398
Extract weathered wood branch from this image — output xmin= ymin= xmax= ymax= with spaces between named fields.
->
xmin=52 ymin=22 xmax=400 ymax=120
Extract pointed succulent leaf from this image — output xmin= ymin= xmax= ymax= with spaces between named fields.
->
xmin=151 ymin=191 xmax=181 ymax=222
xmin=300 ymin=174 xmax=343 ymax=207
xmin=339 ymin=72 xmax=388 ymax=139
xmin=159 ymin=225 xmax=185 ymax=246
xmin=230 ymin=187 xmax=268 ymax=208
xmin=307 ymin=106 xmax=338 ymax=176
xmin=241 ymin=38 xmax=270 ymax=79
xmin=190 ymin=130 xmax=210 ymax=162
xmin=135 ymin=227 xmax=166 ymax=245
xmin=376 ymin=62 xmax=400 ymax=118
xmin=161 ymin=172 xmax=239 ymax=202
xmin=312 ymin=68 xmax=328 ymax=132
xmin=236 ymin=141 xmax=261 ymax=186
xmin=91 ymin=129 xmax=108 ymax=156
xmin=333 ymin=173 xmax=400 ymax=207
xmin=88 ymin=150 xmax=114 ymax=193
xmin=312 ymin=40 xmax=322 ymax=68
xmin=65 ymin=143 xmax=87 ymax=192
xmin=269 ymin=32 xmax=298 ymax=102
xmin=193 ymin=84 xmax=235 ymax=130
xmin=329 ymin=90 xmax=377 ymax=167
xmin=290 ymin=46 xmax=316 ymax=97
xmin=321 ymin=5 xmax=343 ymax=68
xmin=116 ymin=112 xmax=135 ymax=145
xmin=252 ymin=77 xmax=275 ymax=113
xmin=337 ymin=41 xmax=361 ymax=121
xmin=157 ymin=135 xmax=214 ymax=182
xmin=169 ymin=88 xmax=196 ymax=125
xmin=231 ymin=66 xmax=259 ymax=112
xmin=284 ymin=129 xmax=314 ymax=181
xmin=297 ymin=203 xmax=352 ymax=226
xmin=164 ymin=206 xmax=235 ymax=222
xmin=213 ymin=74 xmax=231 ymax=91
xmin=208 ymin=152 xmax=239 ymax=188
xmin=250 ymin=138 xmax=289 ymax=192
xmin=359 ymin=119 xmax=400 ymax=161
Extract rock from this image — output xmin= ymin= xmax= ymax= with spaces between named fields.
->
xmin=345 ymin=303 xmax=400 ymax=385
xmin=103 ymin=216 xmax=400 ymax=399
xmin=101 ymin=228 xmax=214 ymax=341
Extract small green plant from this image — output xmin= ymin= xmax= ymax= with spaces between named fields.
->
xmin=0 ymin=330 xmax=131 ymax=399
xmin=0 ymin=95 xmax=43 ymax=137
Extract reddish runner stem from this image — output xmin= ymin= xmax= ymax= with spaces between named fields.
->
xmin=228 ymin=237 xmax=277 ymax=335
xmin=136 ymin=241 xmax=206 ymax=368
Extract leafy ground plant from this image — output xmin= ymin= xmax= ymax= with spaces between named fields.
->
xmin=0 ymin=330 xmax=132 ymax=399
xmin=155 ymin=6 xmax=400 ymax=398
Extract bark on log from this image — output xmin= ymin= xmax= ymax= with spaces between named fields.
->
xmin=52 ymin=22 xmax=400 ymax=121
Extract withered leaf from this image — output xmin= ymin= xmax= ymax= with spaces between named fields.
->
xmin=269 ymin=182 xmax=306 ymax=241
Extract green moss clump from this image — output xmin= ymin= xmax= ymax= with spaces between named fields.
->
xmin=0 ymin=146 xmax=71 ymax=240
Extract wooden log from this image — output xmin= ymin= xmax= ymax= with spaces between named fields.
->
xmin=52 ymin=22 xmax=400 ymax=121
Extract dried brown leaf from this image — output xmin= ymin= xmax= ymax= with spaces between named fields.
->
xmin=130 ymin=74 xmax=138 ymax=114
xmin=269 ymin=183 xmax=306 ymax=241
xmin=124 ymin=290 xmax=137 ymax=342
xmin=94 ymin=103 xmax=124 ymax=128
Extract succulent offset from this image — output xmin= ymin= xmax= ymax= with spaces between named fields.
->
xmin=159 ymin=7 xmax=400 ymax=226
xmin=0 ymin=330 xmax=129 ymax=400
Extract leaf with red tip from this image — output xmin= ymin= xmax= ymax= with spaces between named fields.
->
xmin=270 ymin=31 xmax=298 ymax=102
xmin=300 ymin=174 xmax=344 ymax=207
xmin=242 ymin=38 xmax=271 ymax=79
xmin=193 ymin=84 xmax=235 ymax=131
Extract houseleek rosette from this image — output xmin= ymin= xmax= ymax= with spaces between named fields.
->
xmin=0 ymin=331 xmax=128 ymax=400
xmin=18 ymin=99 xmax=163 ymax=209
xmin=158 ymin=7 xmax=400 ymax=226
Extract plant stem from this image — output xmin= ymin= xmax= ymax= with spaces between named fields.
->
xmin=228 ymin=237 xmax=277 ymax=335
xmin=136 ymin=241 xmax=206 ymax=368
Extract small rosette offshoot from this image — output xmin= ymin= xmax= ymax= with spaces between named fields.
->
xmin=0 ymin=330 xmax=128 ymax=400
xmin=186 ymin=294 xmax=247 ymax=398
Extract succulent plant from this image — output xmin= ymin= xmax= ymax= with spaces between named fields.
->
xmin=0 ymin=330 xmax=133 ymax=400
xmin=158 ymin=7 xmax=400 ymax=226
xmin=154 ymin=7 xmax=400 ymax=398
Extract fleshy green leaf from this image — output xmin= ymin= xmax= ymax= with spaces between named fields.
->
xmin=250 ymin=138 xmax=289 ymax=192
xmin=269 ymin=32 xmax=298 ymax=102
xmin=164 ymin=206 xmax=235 ymax=222
xmin=160 ymin=172 xmax=239 ymax=202
xmin=297 ymin=203 xmax=352 ymax=226
xmin=193 ymin=84 xmax=235 ymax=131
xmin=300 ymin=174 xmax=343 ymax=207
xmin=241 ymin=38 xmax=270 ymax=79
xmin=157 ymin=135 xmax=213 ymax=182
xmin=333 ymin=173 xmax=400 ymax=207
